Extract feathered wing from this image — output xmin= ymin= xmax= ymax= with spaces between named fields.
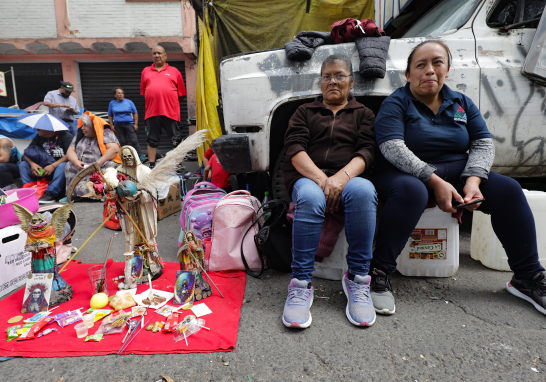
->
xmin=11 ymin=203 xmax=34 ymax=232
xmin=51 ymin=202 xmax=74 ymax=238
xmin=138 ymin=130 xmax=208 ymax=192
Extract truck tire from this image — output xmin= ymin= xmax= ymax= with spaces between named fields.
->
xmin=271 ymin=148 xmax=291 ymax=202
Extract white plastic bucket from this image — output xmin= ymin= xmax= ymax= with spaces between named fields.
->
xmin=471 ymin=189 xmax=546 ymax=271
xmin=313 ymin=229 xmax=348 ymax=281
xmin=396 ymin=206 xmax=460 ymax=277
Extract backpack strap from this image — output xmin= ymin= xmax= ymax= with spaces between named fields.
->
xmin=240 ymin=199 xmax=288 ymax=278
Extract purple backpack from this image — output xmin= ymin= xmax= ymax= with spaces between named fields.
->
xmin=178 ymin=182 xmax=226 ymax=246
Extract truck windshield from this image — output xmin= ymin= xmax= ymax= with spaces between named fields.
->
xmin=403 ymin=0 xmax=481 ymax=38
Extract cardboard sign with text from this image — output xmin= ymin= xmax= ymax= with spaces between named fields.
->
xmin=0 ymin=225 xmax=32 ymax=298
xmin=157 ymin=181 xmax=181 ymax=221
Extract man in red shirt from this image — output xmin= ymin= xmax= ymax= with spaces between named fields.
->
xmin=140 ymin=45 xmax=187 ymax=169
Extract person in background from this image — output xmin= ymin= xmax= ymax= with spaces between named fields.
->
xmin=64 ymin=113 xmax=121 ymax=200
xmin=203 ymin=148 xmax=232 ymax=192
xmin=43 ymin=82 xmax=79 ymax=136
xmin=19 ymin=128 xmax=73 ymax=203
xmin=140 ymin=45 xmax=187 ymax=169
xmin=0 ymin=134 xmax=21 ymax=190
xmin=107 ymin=87 xmax=144 ymax=160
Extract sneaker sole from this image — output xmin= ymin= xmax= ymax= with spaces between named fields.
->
xmin=375 ymin=306 xmax=396 ymax=315
xmin=282 ymin=295 xmax=313 ymax=329
xmin=282 ymin=313 xmax=312 ymax=329
xmin=39 ymin=200 xmax=56 ymax=204
xmin=342 ymin=279 xmax=376 ymax=327
xmin=506 ymin=281 xmax=546 ymax=315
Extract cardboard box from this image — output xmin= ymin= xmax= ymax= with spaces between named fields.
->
xmin=0 ymin=225 xmax=32 ymax=298
xmin=158 ymin=181 xmax=182 ymax=221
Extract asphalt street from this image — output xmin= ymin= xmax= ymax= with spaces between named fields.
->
xmin=2 ymin=196 xmax=546 ymax=382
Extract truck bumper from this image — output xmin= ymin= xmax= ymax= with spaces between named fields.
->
xmin=211 ymin=134 xmax=252 ymax=173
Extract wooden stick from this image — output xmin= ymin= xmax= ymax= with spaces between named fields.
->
xmin=59 ymin=211 xmax=116 ymax=273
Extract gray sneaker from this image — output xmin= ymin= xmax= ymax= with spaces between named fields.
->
xmin=282 ymin=279 xmax=314 ymax=328
xmin=370 ymin=268 xmax=396 ymax=315
xmin=342 ymin=272 xmax=376 ymax=326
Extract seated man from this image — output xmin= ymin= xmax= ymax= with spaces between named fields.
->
xmin=0 ymin=134 xmax=21 ymax=190
xmin=19 ymin=128 xmax=73 ymax=203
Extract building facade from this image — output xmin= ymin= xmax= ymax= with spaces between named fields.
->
xmin=0 ymin=0 xmax=197 ymax=150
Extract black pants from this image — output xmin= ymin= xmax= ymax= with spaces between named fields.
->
xmin=145 ymin=116 xmax=180 ymax=149
xmin=114 ymin=123 xmax=143 ymax=156
xmin=0 ymin=162 xmax=20 ymax=188
xmin=371 ymin=159 xmax=544 ymax=280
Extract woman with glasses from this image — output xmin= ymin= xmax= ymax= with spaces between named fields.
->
xmin=281 ymin=54 xmax=378 ymax=329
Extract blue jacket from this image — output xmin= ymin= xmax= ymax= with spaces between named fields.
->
xmin=23 ymin=145 xmax=55 ymax=167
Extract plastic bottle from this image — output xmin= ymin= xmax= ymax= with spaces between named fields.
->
xmin=262 ymin=191 xmax=271 ymax=221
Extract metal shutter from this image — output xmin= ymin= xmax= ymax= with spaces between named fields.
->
xmin=78 ymin=61 xmax=189 ymax=153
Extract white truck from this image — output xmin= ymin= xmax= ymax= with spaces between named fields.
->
xmin=213 ymin=0 xmax=546 ymax=200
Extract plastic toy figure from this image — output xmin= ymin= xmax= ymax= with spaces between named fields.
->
xmin=12 ymin=202 xmax=74 ymax=305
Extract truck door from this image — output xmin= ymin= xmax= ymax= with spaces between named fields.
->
xmin=473 ymin=0 xmax=546 ymax=177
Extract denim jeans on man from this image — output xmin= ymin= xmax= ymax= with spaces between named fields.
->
xmin=66 ymin=121 xmax=78 ymax=137
xmin=290 ymin=177 xmax=377 ymax=282
xmin=19 ymin=161 xmax=67 ymax=196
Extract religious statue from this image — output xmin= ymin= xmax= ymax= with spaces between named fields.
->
xmin=12 ymin=202 xmax=74 ymax=306
xmin=178 ymin=230 xmax=212 ymax=300
xmin=116 ymin=145 xmax=164 ymax=284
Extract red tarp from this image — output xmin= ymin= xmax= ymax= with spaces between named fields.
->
xmin=0 ymin=259 xmax=246 ymax=357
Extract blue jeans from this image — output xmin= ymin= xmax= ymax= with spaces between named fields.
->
xmin=19 ymin=161 xmax=67 ymax=196
xmin=371 ymin=160 xmax=544 ymax=280
xmin=66 ymin=121 xmax=77 ymax=137
xmin=290 ymin=177 xmax=378 ymax=282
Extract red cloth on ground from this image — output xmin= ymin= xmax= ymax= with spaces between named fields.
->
xmin=0 ymin=259 xmax=245 ymax=357
xmin=140 ymin=63 xmax=187 ymax=122
xmin=209 ymin=154 xmax=231 ymax=188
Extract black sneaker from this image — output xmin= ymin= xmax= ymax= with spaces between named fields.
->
xmin=369 ymin=268 xmax=395 ymax=315
xmin=39 ymin=191 xmax=57 ymax=204
xmin=506 ymin=271 xmax=546 ymax=315
xmin=148 ymin=162 xmax=156 ymax=169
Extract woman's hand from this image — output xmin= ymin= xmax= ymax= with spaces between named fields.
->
xmin=462 ymin=176 xmax=483 ymax=211
xmin=428 ymin=174 xmax=463 ymax=213
xmin=74 ymin=160 xmax=87 ymax=171
xmin=43 ymin=164 xmax=55 ymax=176
xmin=321 ymin=172 xmax=348 ymax=213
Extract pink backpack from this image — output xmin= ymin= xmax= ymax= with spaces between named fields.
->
xmin=178 ymin=182 xmax=226 ymax=246
xmin=208 ymin=191 xmax=263 ymax=272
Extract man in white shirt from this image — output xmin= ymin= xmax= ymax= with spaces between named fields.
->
xmin=43 ymin=82 xmax=80 ymax=136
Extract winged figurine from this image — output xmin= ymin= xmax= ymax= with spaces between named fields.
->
xmin=12 ymin=202 xmax=74 ymax=292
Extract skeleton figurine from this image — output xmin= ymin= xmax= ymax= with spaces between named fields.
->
xmin=12 ymin=202 xmax=75 ymax=306
xmin=117 ymin=146 xmax=164 ymax=281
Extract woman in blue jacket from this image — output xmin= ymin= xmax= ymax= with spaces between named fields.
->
xmin=370 ymin=41 xmax=546 ymax=318
xmin=107 ymin=87 xmax=143 ymax=158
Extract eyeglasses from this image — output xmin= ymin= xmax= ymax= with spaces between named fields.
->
xmin=320 ymin=74 xmax=352 ymax=83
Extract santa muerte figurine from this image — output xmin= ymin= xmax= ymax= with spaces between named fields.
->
xmin=12 ymin=202 xmax=75 ymax=307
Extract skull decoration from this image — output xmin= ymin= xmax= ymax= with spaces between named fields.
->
xmin=121 ymin=148 xmax=135 ymax=166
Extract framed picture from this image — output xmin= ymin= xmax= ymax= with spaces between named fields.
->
xmin=129 ymin=255 xmax=143 ymax=283
xmin=21 ymin=273 xmax=53 ymax=314
xmin=173 ymin=271 xmax=195 ymax=306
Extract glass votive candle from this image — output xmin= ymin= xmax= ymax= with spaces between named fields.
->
xmin=75 ymin=322 xmax=88 ymax=338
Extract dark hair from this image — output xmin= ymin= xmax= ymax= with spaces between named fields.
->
xmin=320 ymin=54 xmax=354 ymax=77
xmin=112 ymin=87 xmax=124 ymax=97
xmin=405 ymin=41 xmax=452 ymax=74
